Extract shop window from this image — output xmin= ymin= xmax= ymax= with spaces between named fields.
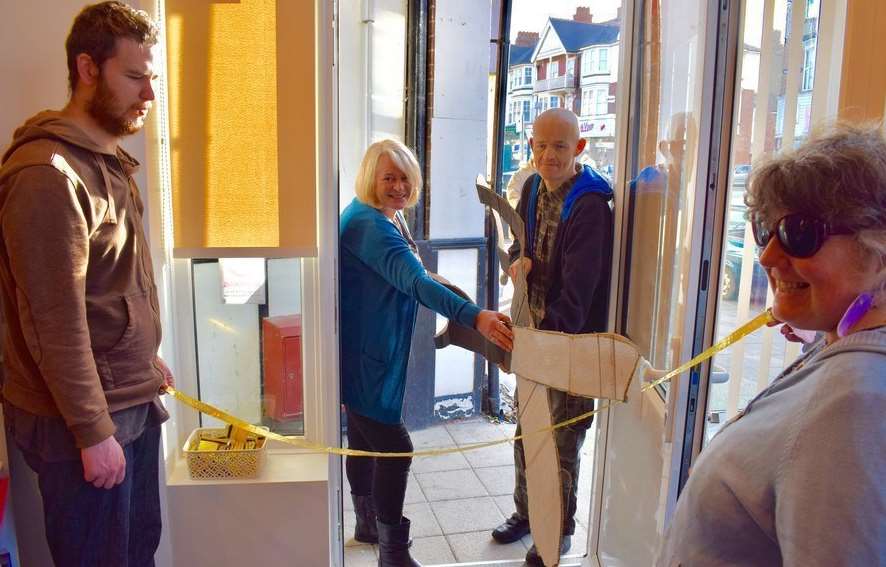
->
xmin=581 ymin=88 xmax=592 ymax=115
xmin=597 ymin=47 xmax=609 ymax=73
xmin=190 ymin=259 xmax=307 ymax=436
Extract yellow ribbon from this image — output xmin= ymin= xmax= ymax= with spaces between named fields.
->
xmin=167 ymin=309 xmax=776 ymax=458
xmin=641 ymin=309 xmax=776 ymax=391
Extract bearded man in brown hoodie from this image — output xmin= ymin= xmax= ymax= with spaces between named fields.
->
xmin=0 ymin=3 xmax=173 ymax=565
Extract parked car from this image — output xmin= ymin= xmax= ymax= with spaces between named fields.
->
xmin=726 ymin=206 xmax=747 ymax=248
xmin=721 ymin=242 xmax=769 ymax=305
xmin=732 ymin=163 xmax=752 ymax=187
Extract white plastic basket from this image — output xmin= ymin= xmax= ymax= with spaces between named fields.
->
xmin=183 ymin=427 xmax=267 ymax=480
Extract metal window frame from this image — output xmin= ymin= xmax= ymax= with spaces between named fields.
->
xmin=405 ymin=0 xmax=430 ymax=240
xmin=676 ymin=0 xmax=743 ymax=498
xmin=481 ymin=0 xmax=513 ymax=421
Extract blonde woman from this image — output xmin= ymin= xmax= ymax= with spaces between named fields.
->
xmin=340 ymin=139 xmax=513 ymax=566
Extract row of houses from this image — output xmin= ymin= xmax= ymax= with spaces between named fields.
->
xmin=504 ymin=1 xmax=820 ymax=180
xmin=504 ymin=8 xmax=620 ymax=176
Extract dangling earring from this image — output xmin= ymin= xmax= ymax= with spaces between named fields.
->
xmin=837 ymin=292 xmax=874 ymax=338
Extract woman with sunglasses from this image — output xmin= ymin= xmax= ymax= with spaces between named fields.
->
xmin=657 ymin=124 xmax=886 ymax=566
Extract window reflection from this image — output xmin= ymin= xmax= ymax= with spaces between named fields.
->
xmin=192 ymin=258 xmax=306 ymax=437
xmin=623 ymin=0 xmax=706 ymax=380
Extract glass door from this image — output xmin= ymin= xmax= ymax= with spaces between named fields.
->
xmin=595 ymin=0 xmax=718 ymax=564
xmin=703 ymin=0 xmax=835 ymax=444
xmin=602 ymin=1 xmax=848 ymax=564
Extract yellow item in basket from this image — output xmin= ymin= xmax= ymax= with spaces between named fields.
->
xmin=196 ymin=439 xmax=223 ymax=451
xmin=227 ymin=424 xmax=251 ymax=450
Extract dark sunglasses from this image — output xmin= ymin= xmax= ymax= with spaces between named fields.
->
xmin=751 ymin=213 xmax=853 ymax=258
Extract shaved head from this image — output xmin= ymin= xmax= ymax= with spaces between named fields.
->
xmin=533 ymin=108 xmax=581 ymax=140
xmin=530 ymin=109 xmax=586 ymax=188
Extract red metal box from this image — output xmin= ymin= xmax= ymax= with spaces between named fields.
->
xmin=262 ymin=315 xmax=303 ymax=421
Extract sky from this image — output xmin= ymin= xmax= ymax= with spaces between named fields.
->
xmin=509 ymin=0 xmax=621 ymax=42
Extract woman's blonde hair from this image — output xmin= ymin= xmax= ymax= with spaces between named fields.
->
xmin=355 ymin=139 xmax=423 ymax=209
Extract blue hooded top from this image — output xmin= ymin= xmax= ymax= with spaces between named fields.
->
xmin=524 ymin=164 xmax=614 ymax=258
xmin=509 ymin=164 xmax=615 ymax=334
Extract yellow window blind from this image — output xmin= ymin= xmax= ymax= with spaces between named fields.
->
xmin=165 ymin=0 xmax=316 ymax=257
xmin=839 ymin=0 xmax=886 ymax=122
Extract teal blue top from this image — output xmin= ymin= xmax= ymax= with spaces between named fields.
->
xmin=339 ymin=198 xmax=481 ymax=424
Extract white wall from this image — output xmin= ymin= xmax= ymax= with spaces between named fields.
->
xmin=192 ymin=262 xmax=262 ymax=427
xmin=338 ymin=0 xmax=407 ymax=211
xmin=0 ymin=0 xmax=149 ymax=201
xmin=189 ymin=259 xmax=304 ymax=428
xmin=433 ymin=249 xmax=479 ymax=398
xmin=267 ymin=258 xmax=302 ymax=317
xmin=427 ymin=0 xmax=490 ymax=240
xmin=0 ymin=1 xmax=80 ymax=152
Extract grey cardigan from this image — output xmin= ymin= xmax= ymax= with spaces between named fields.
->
xmin=657 ymin=328 xmax=886 ymax=566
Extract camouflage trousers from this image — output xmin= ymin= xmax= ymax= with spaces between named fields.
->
xmin=512 ymin=388 xmax=595 ymax=535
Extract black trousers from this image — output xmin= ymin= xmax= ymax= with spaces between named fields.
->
xmin=21 ymin=426 xmax=162 ymax=567
xmin=345 ymin=407 xmax=413 ymax=524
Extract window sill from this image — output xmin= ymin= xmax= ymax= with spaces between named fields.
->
xmin=165 ymin=450 xmax=328 ymax=487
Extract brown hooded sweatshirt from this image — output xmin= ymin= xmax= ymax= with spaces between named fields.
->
xmin=0 ymin=111 xmax=163 ymax=448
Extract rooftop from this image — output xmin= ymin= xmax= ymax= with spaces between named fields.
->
xmin=509 ymin=44 xmax=536 ymax=66
xmin=548 ymin=18 xmax=619 ymax=52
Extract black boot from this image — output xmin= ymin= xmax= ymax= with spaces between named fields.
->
xmin=377 ymin=517 xmax=421 ymax=567
xmin=352 ymin=494 xmax=378 ymax=543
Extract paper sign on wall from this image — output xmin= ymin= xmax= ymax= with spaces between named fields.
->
xmin=219 ymin=258 xmax=267 ymax=305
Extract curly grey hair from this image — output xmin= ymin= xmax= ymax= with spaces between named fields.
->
xmin=746 ymin=123 xmax=886 ymax=293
